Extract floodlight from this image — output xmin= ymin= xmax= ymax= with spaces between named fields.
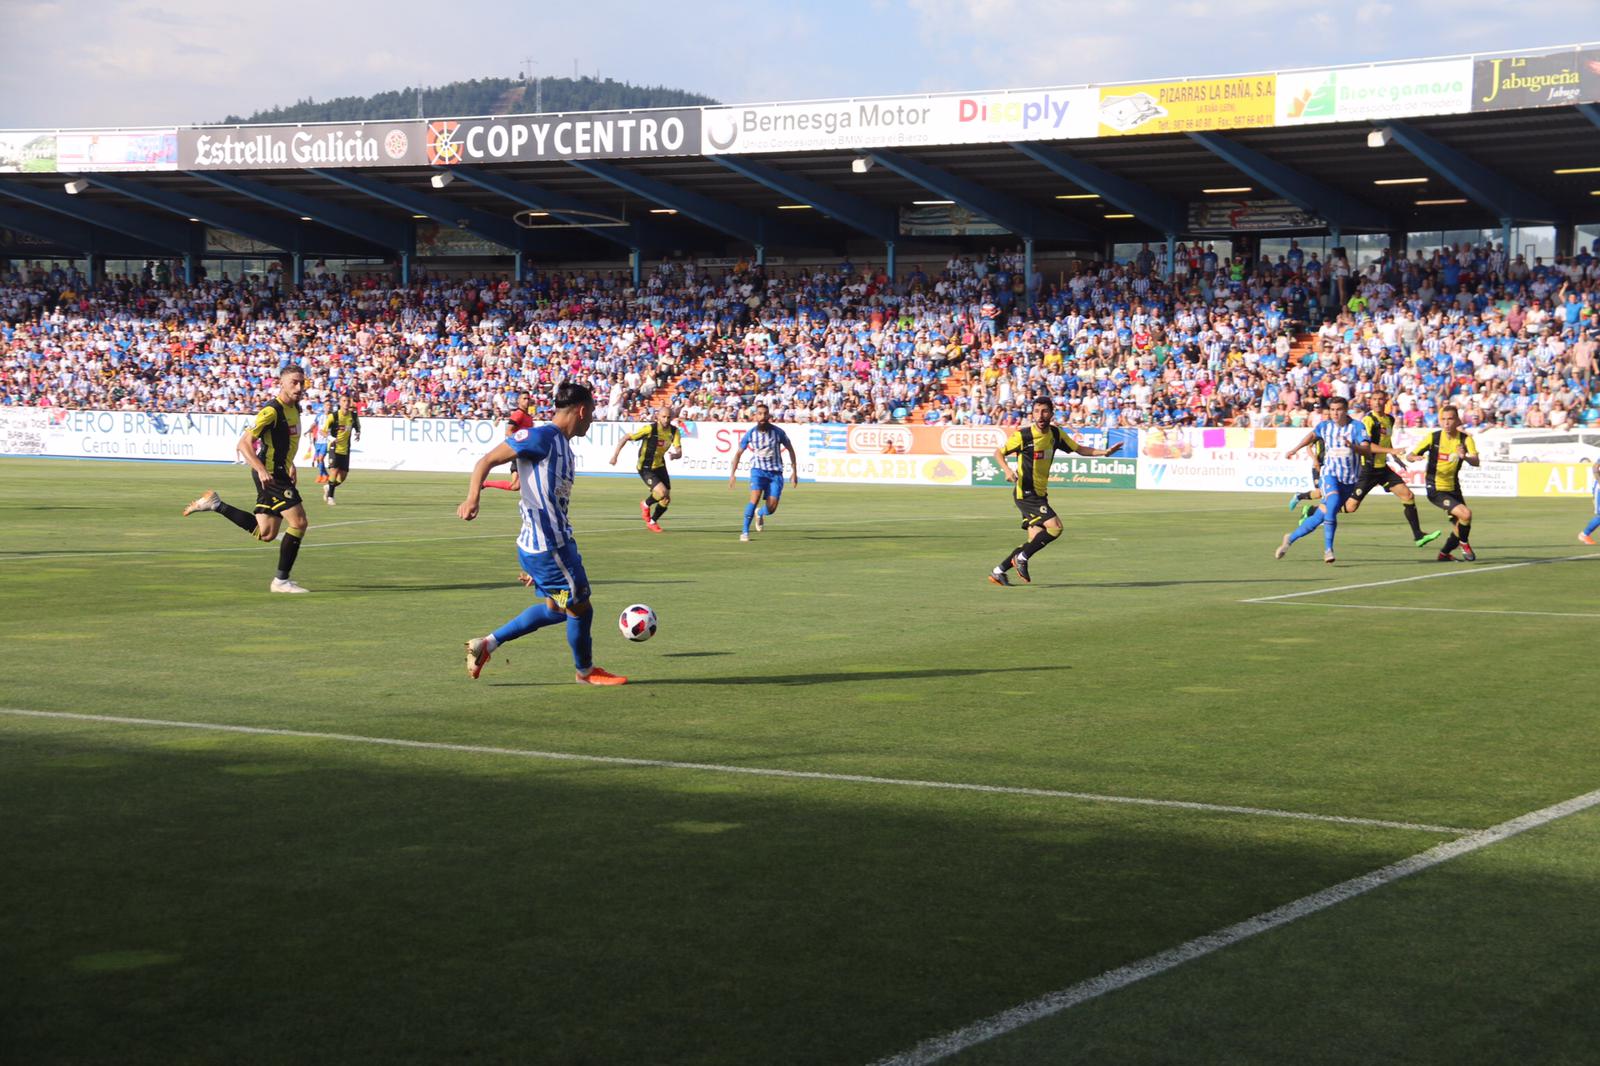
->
xmin=63 ymin=179 xmax=89 ymax=195
xmin=430 ymin=172 xmax=455 ymax=189
xmin=1367 ymin=129 xmax=1392 ymax=149
xmin=851 ymin=157 xmax=874 ymax=174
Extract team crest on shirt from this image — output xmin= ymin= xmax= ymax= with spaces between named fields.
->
xmin=514 ymin=429 xmax=529 ymax=441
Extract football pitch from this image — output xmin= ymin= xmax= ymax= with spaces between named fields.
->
xmin=2 ymin=457 xmax=1597 ymax=1065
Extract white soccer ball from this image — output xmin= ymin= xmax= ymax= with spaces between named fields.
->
xmin=619 ymin=603 xmax=658 ymax=642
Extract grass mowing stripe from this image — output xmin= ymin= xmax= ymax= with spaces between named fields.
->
xmin=874 ymin=784 xmax=1600 ymax=1066
xmin=0 ymin=708 xmax=1471 ymax=835
xmin=1242 ymin=552 xmax=1600 ymax=603
xmin=1254 ymin=602 xmax=1600 ymax=619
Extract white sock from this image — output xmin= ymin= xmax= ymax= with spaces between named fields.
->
xmin=483 ymin=634 xmax=500 ymax=652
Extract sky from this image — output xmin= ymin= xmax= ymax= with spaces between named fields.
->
xmin=0 ymin=0 xmax=1597 ymax=128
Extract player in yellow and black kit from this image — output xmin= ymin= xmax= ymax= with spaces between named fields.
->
xmin=609 ymin=406 xmax=683 ymax=533
xmin=1343 ymin=390 xmax=1441 ymax=548
xmin=181 ymin=365 xmax=312 ymax=593
xmin=321 ymin=395 xmax=361 ymax=505
xmin=1405 ymin=403 xmax=1479 ymax=561
xmin=989 ymin=396 xmax=1124 ymax=585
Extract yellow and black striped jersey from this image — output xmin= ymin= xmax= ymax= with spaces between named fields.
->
xmin=627 ymin=423 xmax=681 ymax=470
xmin=250 ymin=400 xmax=300 ymax=474
xmin=1413 ymin=429 xmax=1477 ymax=493
xmin=1310 ymin=435 xmax=1326 ymax=464
xmin=1002 ymin=425 xmax=1084 ymax=499
xmin=324 ymin=410 xmax=360 ymax=455
xmin=1359 ymin=410 xmax=1396 ymax=470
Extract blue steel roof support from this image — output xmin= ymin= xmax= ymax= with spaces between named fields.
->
xmin=1187 ymin=132 xmax=1391 ymax=232
xmin=711 ymin=156 xmax=898 ymax=241
xmin=0 ymin=201 xmax=166 ymax=256
xmin=186 ymin=170 xmax=412 ymax=253
xmin=445 ymin=166 xmax=650 ymax=250
xmin=1009 ymin=142 xmax=1184 ymax=234
xmin=1379 ymin=121 xmax=1564 ymax=223
xmin=308 ymin=168 xmax=527 ymax=252
xmin=87 ymin=174 xmax=384 ymax=258
xmin=1579 ymin=103 xmax=1600 ymax=132
xmin=0 ymin=181 xmax=201 ymax=255
xmin=864 ymin=150 xmax=1096 ymax=241
xmin=568 ymin=159 xmax=808 ymax=248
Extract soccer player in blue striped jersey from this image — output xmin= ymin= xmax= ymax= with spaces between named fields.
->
xmin=1581 ymin=458 xmax=1600 ymax=545
xmin=456 ymin=382 xmax=625 ymax=686
xmin=726 ymin=404 xmax=798 ymax=542
xmin=1276 ymin=395 xmax=1407 ymax=564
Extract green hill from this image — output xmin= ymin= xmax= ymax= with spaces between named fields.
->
xmin=216 ymin=75 xmax=718 ymax=125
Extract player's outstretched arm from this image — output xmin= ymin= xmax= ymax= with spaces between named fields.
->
xmin=459 ymin=441 xmax=517 ymax=521
xmin=727 ymin=447 xmax=746 ymax=487
xmin=993 ymin=447 xmax=1017 ymax=482
xmin=608 ymin=438 xmax=627 ymax=466
xmin=238 ymin=428 xmax=272 ymax=483
xmin=785 ymin=442 xmax=799 ymax=486
xmin=1284 ymin=428 xmax=1317 ymax=460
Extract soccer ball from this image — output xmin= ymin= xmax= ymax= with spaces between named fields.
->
xmin=619 ymin=603 xmax=657 ymax=642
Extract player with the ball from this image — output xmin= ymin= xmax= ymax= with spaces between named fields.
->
xmin=456 ymin=382 xmax=631 ymax=685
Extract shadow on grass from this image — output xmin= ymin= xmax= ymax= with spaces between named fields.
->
xmin=489 ymin=665 xmax=1070 ymax=688
xmin=660 ymin=651 xmax=732 ymax=658
xmin=328 ymin=578 xmax=691 ymax=593
xmin=1033 ymin=578 xmax=1332 ymax=589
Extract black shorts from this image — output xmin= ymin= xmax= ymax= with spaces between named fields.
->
xmin=252 ymin=471 xmax=304 ymax=514
xmin=1352 ymin=466 xmax=1405 ymax=502
xmin=328 ymin=450 xmax=350 ymax=473
xmin=1014 ymin=493 xmax=1057 ymax=529
xmin=640 ymin=468 xmax=670 ymax=491
xmin=1427 ymin=488 xmax=1467 ymax=513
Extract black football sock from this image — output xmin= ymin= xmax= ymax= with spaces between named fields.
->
xmin=275 ymin=527 xmax=303 ymax=580
xmin=326 ymin=481 xmax=337 ymax=498
xmin=1294 ymin=490 xmax=1313 ymax=501
xmin=1021 ymin=529 xmax=1061 ymax=559
xmin=651 ymin=501 xmax=669 ymax=521
xmin=1402 ymin=503 xmax=1424 ymax=539
xmin=1457 ymin=522 xmax=1471 ymax=544
xmin=214 ymin=499 xmax=258 ymax=534
xmin=1441 ymin=533 xmax=1460 ymax=554
xmin=997 ymin=548 xmax=1025 ymax=572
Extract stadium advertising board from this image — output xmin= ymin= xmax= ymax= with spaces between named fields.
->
xmin=1136 ymin=457 xmax=1314 ymax=493
xmin=1275 ymin=60 xmax=1473 ymax=124
xmin=425 ymin=109 xmax=701 ymax=164
xmin=1098 ymin=75 xmax=1276 ymax=136
xmin=56 ymin=130 xmax=179 ymax=172
xmin=1188 ymin=198 xmax=1322 ymax=233
xmin=0 ymin=407 xmax=253 ymax=462
xmin=899 ymin=204 xmax=1007 ymax=237
xmin=1514 ymin=462 xmax=1596 ymax=498
xmin=970 ymin=452 xmax=1136 ymax=489
xmin=0 ymin=131 xmax=57 ymax=172
xmin=1472 ymin=47 xmax=1600 ymax=110
xmin=699 ymin=88 xmax=1097 ymax=154
xmin=179 ymin=122 xmax=430 ymax=169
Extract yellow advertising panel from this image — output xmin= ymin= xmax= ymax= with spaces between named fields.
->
xmin=1098 ymin=76 xmax=1277 ymax=136
xmin=1516 ymin=462 xmax=1596 ymax=498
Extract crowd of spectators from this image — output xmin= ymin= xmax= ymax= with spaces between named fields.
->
xmin=3 ymin=237 xmax=1598 ymax=430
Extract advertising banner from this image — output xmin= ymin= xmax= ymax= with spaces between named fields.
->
xmin=0 ymin=408 xmax=255 ymax=462
xmin=1097 ymin=75 xmax=1276 ymax=136
xmin=425 ymin=108 xmax=700 ymax=165
xmin=1137 ymin=457 xmax=1314 ymax=493
xmin=56 ymin=130 xmax=178 ymax=172
xmin=180 ymin=121 xmax=430 ymax=169
xmin=1275 ymin=60 xmax=1473 ymax=124
xmin=1514 ymin=462 xmax=1596 ymax=498
xmin=971 ymin=452 xmax=1136 ymax=489
xmin=899 ymin=204 xmax=1007 ymax=237
xmin=0 ymin=131 xmax=57 ymax=172
xmin=812 ymin=453 xmax=971 ymax=486
xmin=1468 ymin=427 xmax=1600 ymax=464
xmin=1473 ymin=47 xmax=1600 ymax=111
xmin=1188 ymin=198 xmax=1323 ymax=233
xmin=699 ymin=88 xmax=1097 ymax=154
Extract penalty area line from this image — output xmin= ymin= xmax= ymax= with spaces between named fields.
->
xmin=0 ymin=708 xmax=1469 ymax=835
xmin=1242 ymin=552 xmax=1600 ymax=604
xmin=1252 ymin=601 xmax=1600 ymax=619
xmin=874 ymin=783 xmax=1600 ymax=1066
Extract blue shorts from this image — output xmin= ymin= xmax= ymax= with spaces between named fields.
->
xmin=517 ymin=540 xmax=590 ymax=610
xmin=749 ymin=469 xmax=785 ymax=499
xmin=313 ymin=444 xmax=328 ymax=457
xmin=1320 ymin=474 xmax=1358 ymax=511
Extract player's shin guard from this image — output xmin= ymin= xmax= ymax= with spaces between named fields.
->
xmin=1286 ymin=507 xmax=1325 ymax=545
xmin=1457 ymin=522 xmax=1471 ymax=543
xmin=651 ymin=500 xmax=669 ymax=521
xmin=491 ymin=601 xmax=566 ymax=645
xmin=742 ymin=502 xmax=757 ymax=533
xmin=213 ymin=499 xmax=258 ymax=533
xmin=275 ymin=526 xmax=304 ymax=580
xmin=1441 ymin=533 xmax=1460 ymax=554
xmin=1022 ymin=528 xmax=1061 ymax=559
xmin=566 ymin=608 xmax=594 ymax=671
xmin=1402 ymin=502 xmax=1424 ymax=539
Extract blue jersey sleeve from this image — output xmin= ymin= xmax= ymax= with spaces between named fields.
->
xmin=507 ymin=424 xmax=554 ymax=461
xmin=1348 ymin=419 xmax=1369 ymax=446
xmin=738 ymin=429 xmax=754 ymax=449
xmin=773 ymin=427 xmax=791 ymax=447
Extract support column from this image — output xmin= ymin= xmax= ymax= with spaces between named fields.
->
xmin=1500 ymin=218 xmax=1513 ymax=259
xmin=630 ymin=248 xmax=641 ymax=287
xmin=754 ymin=243 xmax=765 ymax=267
xmin=291 ymin=253 xmax=304 ymax=286
xmin=514 ymin=250 xmax=525 ymax=282
xmin=183 ymin=253 xmax=196 ymax=285
xmin=1328 ymin=227 xmax=1342 ymax=301
xmin=400 ymin=251 xmax=411 ymax=286
xmin=885 ymin=240 xmax=896 ymax=284
xmin=1023 ymin=238 xmax=1034 ymax=296
xmin=1556 ymin=223 xmax=1575 ymax=259
xmin=1164 ymin=233 xmax=1176 ymax=281
xmin=87 ymin=253 xmax=103 ymax=286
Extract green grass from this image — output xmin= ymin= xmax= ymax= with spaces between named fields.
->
xmin=2 ymin=458 xmax=1597 ymax=1064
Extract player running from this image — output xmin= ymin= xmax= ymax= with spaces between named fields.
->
xmin=181 ymin=364 xmax=312 ymax=593
xmin=484 ymin=391 xmax=536 ymax=492
xmin=1580 ymin=458 xmax=1600 ymax=545
xmin=989 ymin=396 xmax=1123 ymax=586
xmin=1276 ymin=395 xmax=1407 ymax=564
xmin=610 ymin=406 xmax=683 ymax=533
xmin=727 ymin=404 xmax=798 ymax=542
xmin=321 ymin=395 xmax=361 ymax=505
xmin=302 ymin=415 xmax=329 ymax=484
xmin=1342 ymin=391 xmax=1440 ymax=548
xmin=457 ymin=381 xmax=625 ymax=686
xmin=1404 ymin=404 xmax=1480 ymax=562
xmin=1287 ymin=403 xmax=1328 ymax=519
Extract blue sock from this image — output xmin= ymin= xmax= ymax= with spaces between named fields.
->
xmin=742 ymin=502 xmax=756 ymax=533
xmin=1585 ymin=515 xmax=1600 ymax=536
xmin=757 ymin=503 xmax=769 ymax=518
xmin=1322 ymin=506 xmax=1338 ymax=551
xmin=1286 ymin=507 xmax=1325 ymax=545
xmin=566 ymin=609 xmax=594 ymax=671
xmin=491 ymin=601 xmax=566 ymax=647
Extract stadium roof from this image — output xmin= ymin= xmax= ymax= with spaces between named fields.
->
xmin=3 ymin=43 xmax=1600 ymax=265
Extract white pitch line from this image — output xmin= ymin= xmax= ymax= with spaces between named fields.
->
xmin=1255 ymin=601 xmax=1600 ymax=620
xmin=1242 ymin=552 xmax=1600 ymax=604
xmin=874 ymin=783 xmax=1600 ymax=1066
xmin=0 ymin=708 xmax=1469 ymax=835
